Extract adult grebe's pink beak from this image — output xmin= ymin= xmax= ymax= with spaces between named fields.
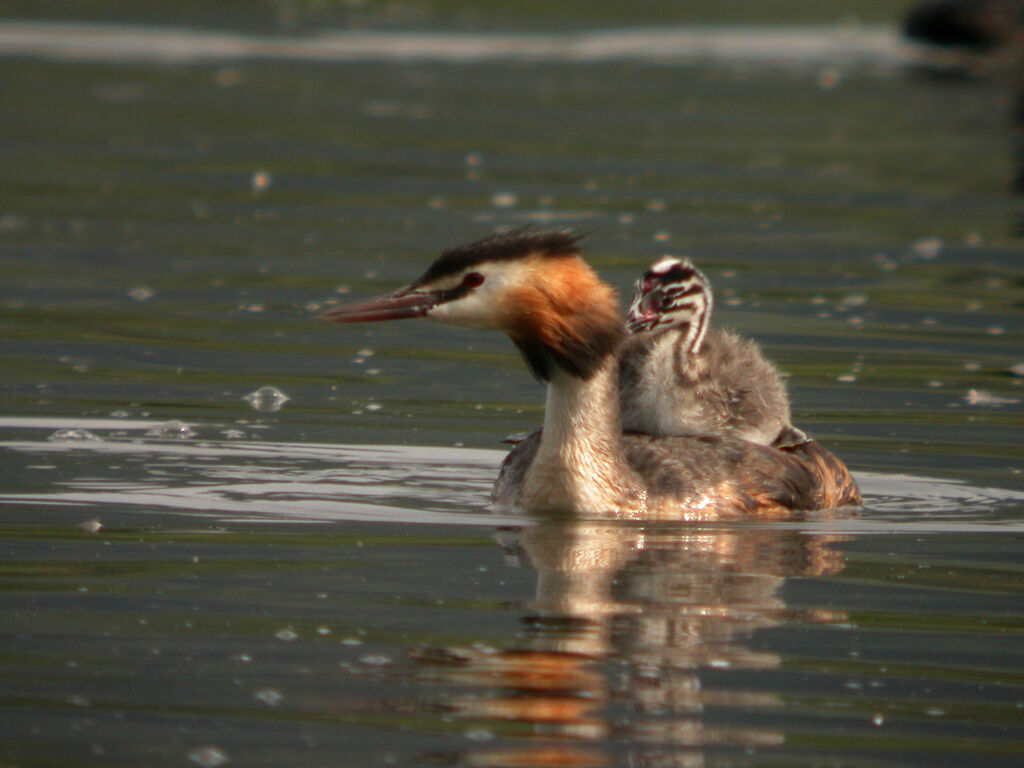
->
xmin=319 ymin=286 xmax=444 ymax=323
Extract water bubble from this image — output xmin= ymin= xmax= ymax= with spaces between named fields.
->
xmin=341 ymin=637 xmax=363 ymax=646
xmin=127 ymin=286 xmax=155 ymax=301
xmin=871 ymin=713 xmax=885 ymax=727
xmin=965 ymin=389 xmax=1020 ymax=406
xmin=464 ymin=728 xmax=494 ymax=742
xmin=216 ymin=68 xmax=242 ymax=87
xmin=146 ymin=421 xmax=196 ymax=439
xmin=80 ymin=519 xmax=102 ymax=534
xmin=491 ymin=191 xmax=517 ymax=208
xmin=365 ymin=403 xmax=383 ymax=412
xmin=251 ymin=170 xmax=272 ymax=192
xmin=191 ymin=199 xmax=211 ymax=220
xmin=275 ymin=627 xmax=299 ymax=642
xmin=188 ymin=746 xmax=229 ymax=768
xmin=911 ymin=237 xmax=943 ymax=259
xmin=465 ymin=151 xmax=483 ymax=167
xmin=817 ymin=68 xmax=841 ymax=90
xmin=48 ymin=429 xmax=100 ymax=442
xmin=840 ymin=293 xmax=868 ymax=307
xmin=244 ymin=386 xmax=290 ymax=412
xmin=221 ymin=429 xmax=245 ymax=439
xmin=646 ymin=198 xmax=667 ymax=213
xmin=837 ymin=374 xmax=857 ymax=383
xmin=254 ymin=689 xmax=283 ymax=706
xmin=359 ymin=654 xmax=392 ymax=666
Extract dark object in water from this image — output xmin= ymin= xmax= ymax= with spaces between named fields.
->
xmin=904 ymin=0 xmax=1023 ymax=50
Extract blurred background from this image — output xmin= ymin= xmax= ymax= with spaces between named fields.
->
xmin=2 ymin=3 xmax=1024 ymax=767
xmin=2 ymin=0 xmax=1022 ymax=481
xmin=1 ymin=1 xmax=1022 ymax=473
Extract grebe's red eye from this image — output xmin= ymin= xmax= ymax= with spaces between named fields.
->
xmin=463 ymin=272 xmax=485 ymax=288
xmin=642 ymin=275 xmax=660 ymax=293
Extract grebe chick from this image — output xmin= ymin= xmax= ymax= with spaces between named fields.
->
xmin=321 ymin=230 xmax=859 ymax=519
xmin=620 ymin=256 xmax=807 ymax=449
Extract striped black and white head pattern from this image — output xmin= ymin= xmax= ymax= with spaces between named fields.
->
xmin=626 ymin=256 xmax=712 ymax=354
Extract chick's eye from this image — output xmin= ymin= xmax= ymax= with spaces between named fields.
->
xmin=463 ymin=272 xmax=485 ymax=288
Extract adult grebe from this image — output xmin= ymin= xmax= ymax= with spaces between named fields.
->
xmin=322 ymin=230 xmax=860 ymax=519
xmin=620 ymin=256 xmax=808 ymax=448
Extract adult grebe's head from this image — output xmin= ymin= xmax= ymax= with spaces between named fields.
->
xmin=321 ymin=229 xmax=624 ymax=381
xmin=626 ymin=256 xmax=712 ymax=354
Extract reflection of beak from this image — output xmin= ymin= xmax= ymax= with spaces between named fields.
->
xmin=319 ymin=287 xmax=442 ymax=323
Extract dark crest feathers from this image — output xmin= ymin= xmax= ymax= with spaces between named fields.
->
xmin=415 ymin=227 xmax=583 ymax=286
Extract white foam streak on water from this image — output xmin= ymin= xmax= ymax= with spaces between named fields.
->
xmin=0 ymin=416 xmax=172 ymax=430
xmin=2 ymin=427 xmax=1023 ymax=531
xmin=0 ymin=21 xmax=918 ymax=68
xmin=0 ymin=436 xmax=504 ymax=467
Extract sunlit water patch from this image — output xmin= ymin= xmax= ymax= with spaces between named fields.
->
xmin=2 ymin=417 xmax=1023 ymax=532
xmin=0 ymin=21 xmax=915 ymax=68
xmin=0 ymin=416 xmax=508 ymax=526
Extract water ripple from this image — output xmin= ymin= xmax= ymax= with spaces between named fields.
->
xmin=2 ymin=417 xmax=1022 ymax=531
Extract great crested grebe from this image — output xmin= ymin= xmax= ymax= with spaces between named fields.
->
xmin=619 ymin=256 xmax=808 ymax=449
xmin=322 ymin=230 xmax=860 ymax=519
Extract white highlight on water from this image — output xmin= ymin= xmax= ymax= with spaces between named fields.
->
xmin=0 ymin=21 xmax=916 ymax=68
xmin=3 ymin=416 xmax=1024 ymax=532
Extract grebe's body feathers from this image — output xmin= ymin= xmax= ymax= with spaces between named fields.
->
xmin=620 ymin=327 xmax=792 ymax=447
xmin=495 ymin=428 xmax=858 ymax=520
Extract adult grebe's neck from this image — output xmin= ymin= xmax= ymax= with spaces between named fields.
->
xmin=519 ymin=356 xmax=638 ymax=514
